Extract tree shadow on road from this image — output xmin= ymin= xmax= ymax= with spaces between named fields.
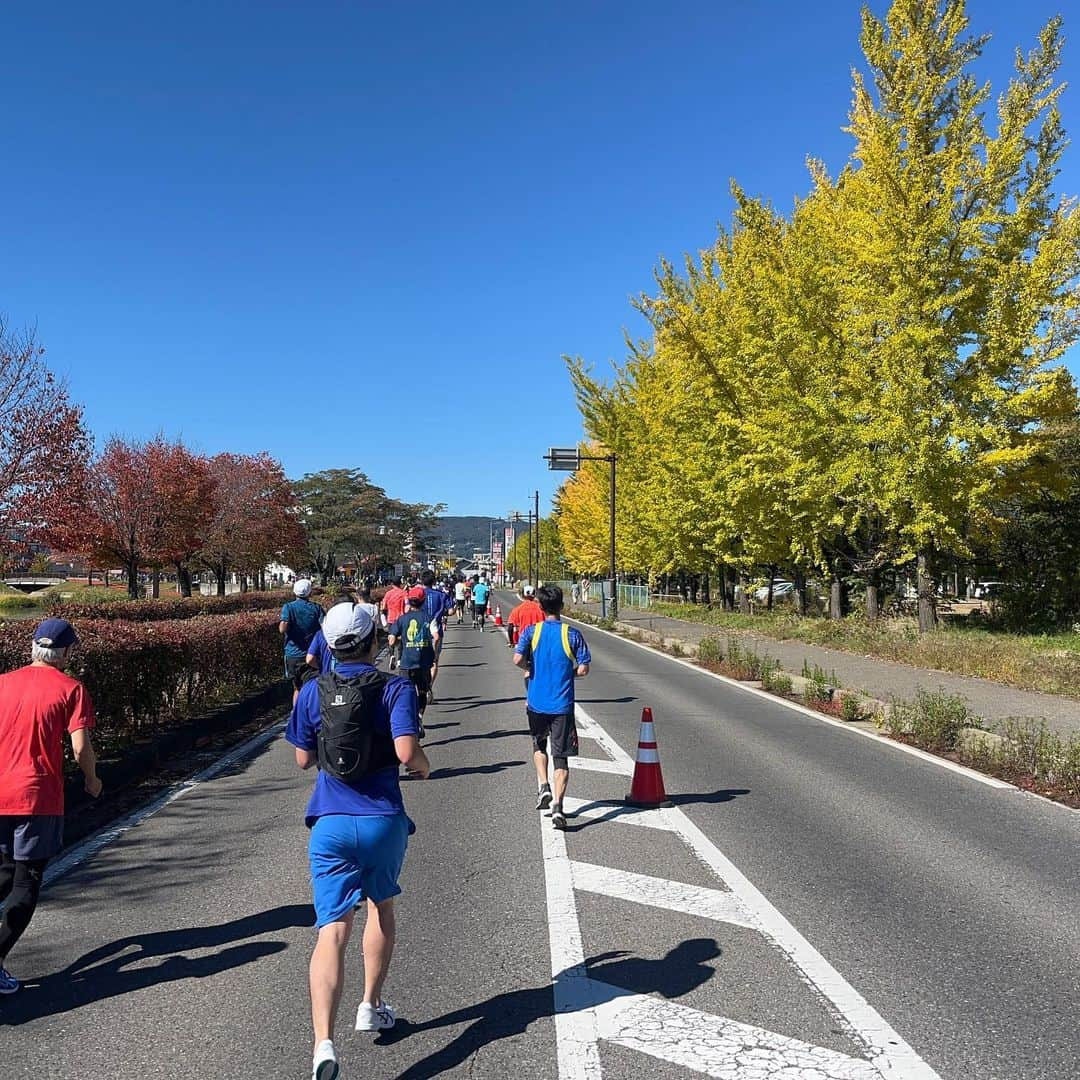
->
xmin=442 ymin=696 xmax=523 ymax=712
xmin=378 ymin=939 xmax=720 ymax=1078
xmin=0 ymin=904 xmax=312 ymax=1026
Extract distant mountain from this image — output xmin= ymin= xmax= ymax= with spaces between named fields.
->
xmin=432 ymin=516 xmax=507 ymax=557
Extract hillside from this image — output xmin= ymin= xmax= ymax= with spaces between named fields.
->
xmin=435 ymin=516 xmax=506 ymax=556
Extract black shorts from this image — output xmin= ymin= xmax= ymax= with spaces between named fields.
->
xmin=474 ymin=603 xmax=488 ymax=618
xmin=285 ymin=654 xmax=310 ymax=691
xmin=404 ymin=666 xmax=432 ymax=695
xmin=527 ymin=709 xmax=579 ymax=760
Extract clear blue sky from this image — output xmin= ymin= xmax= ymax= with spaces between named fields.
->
xmin=2 ymin=2 xmax=1077 ymax=517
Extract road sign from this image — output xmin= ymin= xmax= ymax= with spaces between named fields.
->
xmin=546 ymin=447 xmax=580 ymax=471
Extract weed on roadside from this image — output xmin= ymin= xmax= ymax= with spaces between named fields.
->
xmin=839 ymin=694 xmax=866 ymax=722
xmin=761 ymin=664 xmax=793 ymax=696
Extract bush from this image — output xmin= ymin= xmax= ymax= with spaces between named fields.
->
xmin=46 ymin=591 xmax=290 ymax=622
xmin=761 ymin=664 xmax=794 ymax=696
xmin=886 ymin=688 xmax=973 ymax=752
xmin=0 ymin=592 xmax=41 ymax=611
xmin=724 ymin=639 xmax=766 ymax=679
xmin=0 ymin=610 xmax=282 ymax=737
xmin=801 ymin=660 xmax=835 ymax=705
xmin=840 ymin=694 xmax=866 ymax=722
xmin=696 ymin=635 xmax=724 ymax=664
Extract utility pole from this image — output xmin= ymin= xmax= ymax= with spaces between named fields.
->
xmin=534 ymin=490 xmax=541 ymax=585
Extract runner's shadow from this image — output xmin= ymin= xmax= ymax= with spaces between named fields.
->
xmin=419 ymin=721 xmax=460 ymax=730
xmin=0 ymin=904 xmax=311 ymax=1025
xmin=443 ymin=696 xmax=523 ymax=712
xmin=423 ymin=729 xmax=528 ymax=748
xmin=576 ymin=696 xmax=638 ymax=704
xmin=379 ymin=940 xmax=720 ymax=1076
xmin=437 ymin=663 xmax=485 ymax=668
xmin=426 ymin=760 xmax=526 ymax=779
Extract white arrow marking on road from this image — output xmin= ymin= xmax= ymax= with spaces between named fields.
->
xmin=571 ymin=861 xmax=759 ymax=930
xmin=594 ymin=992 xmax=882 ymax=1080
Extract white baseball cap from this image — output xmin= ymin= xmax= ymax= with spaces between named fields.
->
xmin=322 ymin=603 xmax=375 ymax=651
xmin=293 ymin=578 xmax=313 ymax=597
xmin=523 ymin=585 xmax=535 ymax=596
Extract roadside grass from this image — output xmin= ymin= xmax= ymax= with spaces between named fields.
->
xmin=649 ymin=602 xmax=1080 ymax=700
xmin=570 ymin=609 xmax=1080 ymax=808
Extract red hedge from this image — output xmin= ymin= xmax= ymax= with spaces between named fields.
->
xmin=0 ymin=611 xmax=283 ymax=735
xmin=47 ymin=591 xmax=291 ymax=622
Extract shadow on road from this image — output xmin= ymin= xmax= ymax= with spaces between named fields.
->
xmin=378 ymin=939 xmax=720 ymax=1077
xmin=426 ymin=761 xmax=526 ymax=780
xmin=442 ymin=696 xmax=523 ymax=713
xmin=437 ymin=663 xmax=485 ymax=669
xmin=0 ymin=904 xmax=312 ymax=1026
xmin=423 ymin=728 xmax=529 ymax=749
xmin=670 ymin=789 xmax=750 ymax=807
xmin=563 ymin=791 xmax=748 ymax=831
xmin=576 ymin=696 xmax=638 ymax=704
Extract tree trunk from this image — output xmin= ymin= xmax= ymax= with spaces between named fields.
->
xmin=151 ymin=569 xmax=160 ymax=599
xmin=794 ymin=568 xmax=807 ymax=616
xmin=216 ymin=565 xmax=227 ymax=596
xmin=127 ymin=557 xmax=140 ymax=599
xmin=259 ymin=568 xmax=267 ymax=591
xmin=702 ymin=572 xmax=710 ymax=605
xmin=719 ymin=564 xmax=733 ymax=611
xmin=176 ymin=564 xmax=193 ymax=598
xmin=765 ymin=564 xmax=777 ymax=611
xmin=829 ymin=574 xmax=848 ymax=620
xmin=738 ymin=571 xmax=751 ymax=614
xmin=917 ymin=549 xmax=937 ymax=633
xmin=866 ymin=571 xmax=880 ymax=622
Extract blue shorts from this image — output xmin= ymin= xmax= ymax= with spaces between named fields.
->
xmin=0 ymin=815 xmax=65 ymax=861
xmin=308 ymin=813 xmax=410 ymax=927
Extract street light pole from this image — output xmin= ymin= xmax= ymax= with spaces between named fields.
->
xmin=534 ymin=490 xmax=541 ymax=585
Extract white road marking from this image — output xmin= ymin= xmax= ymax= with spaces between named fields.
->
xmin=594 ymin=994 xmax=882 ymax=1080
xmin=541 ymin=704 xmax=942 ymax=1079
xmin=45 ymin=719 xmax=288 ymax=888
xmin=571 ymin=861 xmax=759 ymax=930
xmin=573 ymin=756 xmax=634 ymax=776
xmin=561 ymin=797 xmax=675 ymax=830
xmin=566 ymin=616 xmax=1016 ymax=791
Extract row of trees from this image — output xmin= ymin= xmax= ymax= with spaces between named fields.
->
xmin=558 ymin=1 xmax=1080 ymax=630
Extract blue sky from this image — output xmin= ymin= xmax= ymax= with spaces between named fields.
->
xmin=2 ymin=1 xmax=1077 ymax=517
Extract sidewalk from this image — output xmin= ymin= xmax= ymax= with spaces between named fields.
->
xmin=573 ymin=602 xmax=1080 ymax=738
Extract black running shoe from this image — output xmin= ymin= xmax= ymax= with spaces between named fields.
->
xmin=551 ymin=805 xmax=567 ymax=830
xmin=536 ymin=786 xmax=552 ymax=811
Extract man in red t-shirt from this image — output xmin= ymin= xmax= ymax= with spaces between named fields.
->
xmin=380 ymin=577 xmax=408 ymax=669
xmin=0 ymin=618 xmax=101 ymax=995
xmin=507 ymin=585 xmax=545 ymax=647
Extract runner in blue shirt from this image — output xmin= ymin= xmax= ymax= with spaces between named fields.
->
xmin=279 ymin=579 xmax=324 ymax=703
xmin=513 ymin=583 xmax=590 ymax=830
xmin=471 ymin=576 xmax=491 ymax=631
xmin=286 ymin=604 xmax=430 ymax=1077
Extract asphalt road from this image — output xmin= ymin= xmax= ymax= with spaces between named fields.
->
xmin=2 ymin=597 xmax=1077 ymax=1079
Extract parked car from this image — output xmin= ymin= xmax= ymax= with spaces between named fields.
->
xmin=973 ymin=581 xmax=1007 ymax=600
xmin=753 ymin=580 xmax=795 ymax=604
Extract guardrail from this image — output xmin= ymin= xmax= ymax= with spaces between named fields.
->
xmin=551 ymin=580 xmax=651 ymax=609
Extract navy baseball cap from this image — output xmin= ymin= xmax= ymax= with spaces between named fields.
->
xmin=33 ymin=618 xmax=79 ymax=648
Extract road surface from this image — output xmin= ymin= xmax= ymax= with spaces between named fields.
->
xmin=2 ymin=596 xmax=1076 ymax=1079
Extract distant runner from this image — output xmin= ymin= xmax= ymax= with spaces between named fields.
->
xmin=513 ymin=584 xmax=591 ymax=829
xmin=280 ymin=579 xmax=324 ymax=703
xmin=471 ymin=576 xmax=491 ymax=632
xmin=0 ymin=619 xmax=102 ymax=995
xmin=387 ymin=586 xmax=440 ymax=737
xmin=507 ymin=584 xmax=543 ymax=648
xmin=380 ymin=578 xmax=407 ymax=670
xmin=454 ymin=578 xmax=468 ymax=624
xmin=286 ymin=604 xmax=429 ymax=1080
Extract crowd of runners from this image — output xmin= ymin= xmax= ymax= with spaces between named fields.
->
xmin=0 ymin=574 xmax=591 ymax=1080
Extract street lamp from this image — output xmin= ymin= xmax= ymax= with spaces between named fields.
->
xmin=546 ymin=446 xmax=617 ymax=618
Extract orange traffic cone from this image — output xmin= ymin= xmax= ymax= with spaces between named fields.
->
xmin=494 ymin=605 xmax=504 ymax=626
xmin=626 ymin=707 xmax=672 ymax=807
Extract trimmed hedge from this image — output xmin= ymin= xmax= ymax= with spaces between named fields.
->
xmin=0 ymin=610 xmax=282 ymax=736
xmin=46 ymin=590 xmax=291 ymax=622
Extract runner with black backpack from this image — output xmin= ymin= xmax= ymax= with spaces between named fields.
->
xmin=386 ymin=586 xmax=440 ymax=738
xmin=286 ymin=603 xmax=430 ymax=1080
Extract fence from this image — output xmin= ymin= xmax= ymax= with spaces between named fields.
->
xmin=552 ymin=580 xmax=651 ymax=610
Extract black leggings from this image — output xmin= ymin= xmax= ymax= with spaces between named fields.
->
xmin=0 ymin=853 xmax=48 ymax=962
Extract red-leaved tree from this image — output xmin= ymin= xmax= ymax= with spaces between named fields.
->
xmin=0 ymin=321 xmax=91 ymax=571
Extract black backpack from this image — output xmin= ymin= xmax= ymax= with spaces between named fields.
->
xmin=316 ymin=669 xmax=399 ymax=782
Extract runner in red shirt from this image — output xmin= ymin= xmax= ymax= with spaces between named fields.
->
xmin=380 ymin=577 xmax=408 ymax=669
xmin=507 ymin=585 xmax=545 ymax=647
xmin=0 ymin=618 xmax=101 ymax=995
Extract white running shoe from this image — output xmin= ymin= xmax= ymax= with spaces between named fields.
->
xmin=312 ymin=1039 xmax=338 ymax=1080
xmin=355 ymin=1001 xmax=396 ymax=1031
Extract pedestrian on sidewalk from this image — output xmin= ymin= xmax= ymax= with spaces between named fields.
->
xmin=387 ymin=587 xmax=440 ymax=736
xmin=507 ymin=584 xmax=544 ymax=649
xmin=286 ymin=603 xmax=429 ymax=1080
xmin=0 ymin=619 xmax=102 ymax=995
xmin=513 ymin=584 xmax=591 ymax=830
xmin=280 ymin=579 xmax=324 ymax=703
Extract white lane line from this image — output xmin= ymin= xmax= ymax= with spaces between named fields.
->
xmin=543 ymin=808 xmax=604 ymax=1080
xmin=45 ymin=719 xmax=288 ymax=889
xmin=567 ymin=617 xmax=1015 ymax=791
xmin=561 ymin=797 xmax=675 ymax=831
xmin=571 ymin=861 xmax=759 ymax=930
xmin=594 ymin=993 xmax=881 ymax=1080
xmin=573 ymin=756 xmax=634 ymax=776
